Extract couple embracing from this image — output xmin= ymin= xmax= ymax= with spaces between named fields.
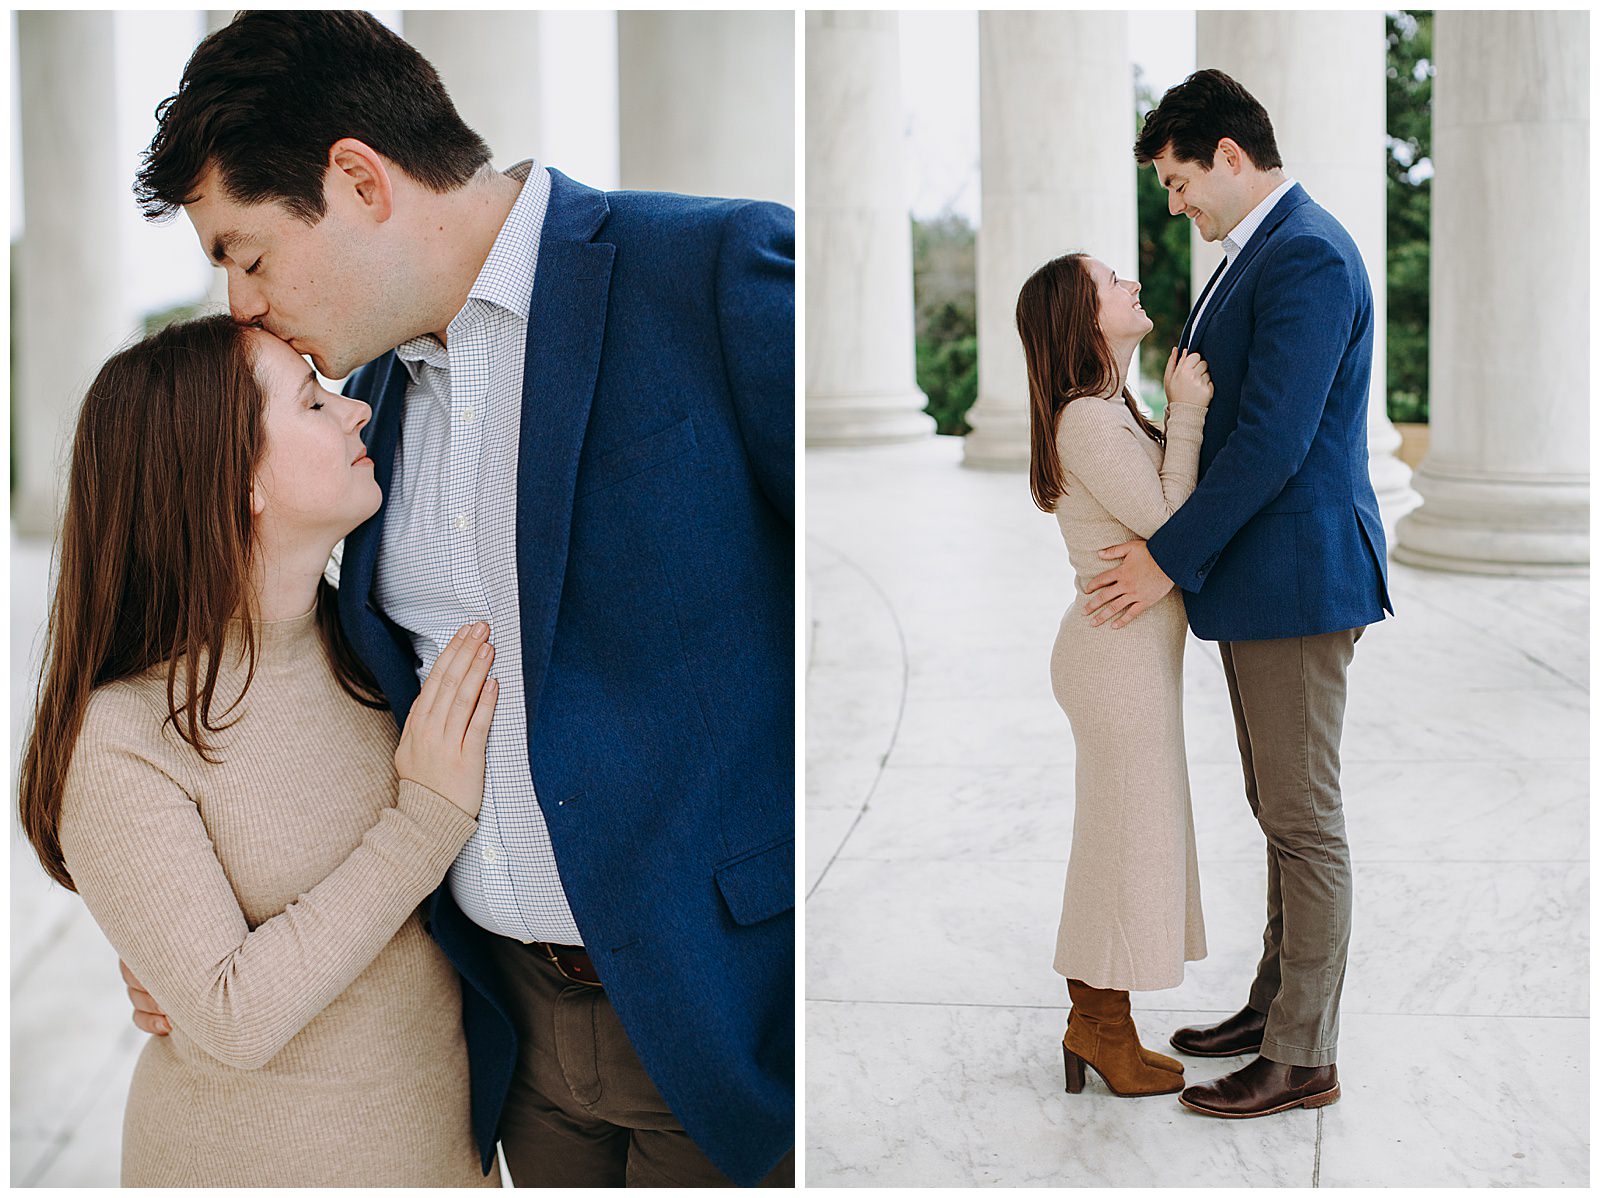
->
xmin=1016 ymin=70 xmax=1392 ymax=1117
xmin=19 ymin=11 xmax=793 ymax=1188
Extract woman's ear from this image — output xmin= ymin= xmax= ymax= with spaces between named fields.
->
xmin=250 ymin=483 xmax=267 ymax=517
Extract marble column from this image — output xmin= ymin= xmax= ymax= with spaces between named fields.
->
xmin=805 ymin=12 xmax=932 ymax=446
xmin=15 ymin=12 xmax=135 ymax=537
xmin=964 ymin=11 xmax=1135 ymax=470
xmin=618 ymin=12 xmax=793 ymax=206
xmin=403 ymin=11 xmax=543 ymax=170
xmin=1193 ymin=11 xmax=1420 ymax=542
xmin=1394 ymin=12 xmax=1589 ymax=574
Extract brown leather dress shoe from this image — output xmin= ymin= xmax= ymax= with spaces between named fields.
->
xmin=1178 ymin=1056 xmax=1339 ymax=1118
xmin=1169 ymin=1005 xmax=1267 ymax=1057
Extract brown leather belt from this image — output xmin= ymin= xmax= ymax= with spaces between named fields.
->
xmin=526 ymin=940 xmax=603 ymax=987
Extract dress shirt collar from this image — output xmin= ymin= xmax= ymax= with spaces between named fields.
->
xmin=1221 ymin=175 xmax=1297 ymax=261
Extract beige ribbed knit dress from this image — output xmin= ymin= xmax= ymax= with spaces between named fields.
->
xmin=1049 ymin=394 xmax=1208 ymax=991
xmin=57 ymin=607 xmax=497 ymax=1187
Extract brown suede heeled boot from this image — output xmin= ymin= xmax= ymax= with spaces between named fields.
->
xmin=1062 ymin=979 xmax=1185 ymax=1097
xmin=1138 ymin=1041 xmax=1186 ymax=1074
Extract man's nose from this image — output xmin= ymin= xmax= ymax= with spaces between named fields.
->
xmin=1168 ymin=191 xmax=1183 ymax=217
xmin=228 ymin=273 xmax=268 ymax=322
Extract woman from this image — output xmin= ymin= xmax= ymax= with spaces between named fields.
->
xmin=19 ymin=315 xmax=500 ymax=1185
xmin=1014 ymin=253 xmax=1213 ymax=1098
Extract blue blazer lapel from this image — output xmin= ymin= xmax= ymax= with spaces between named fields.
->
xmin=337 ymin=353 xmax=422 ymax=718
xmin=516 ymin=169 xmax=615 ymax=737
xmin=1192 ymin=183 xmax=1312 ymax=349
xmin=1180 ymin=257 xmax=1227 ymax=351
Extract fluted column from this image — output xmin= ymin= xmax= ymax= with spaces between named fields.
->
xmin=1394 ymin=11 xmax=1589 ymax=574
xmin=965 ymin=11 xmax=1135 ymax=470
xmin=805 ymin=12 xmax=932 ymax=446
xmin=1194 ymin=11 xmax=1419 ymax=541
xmin=618 ymin=12 xmax=793 ymax=206
xmin=403 ymin=11 xmax=543 ymax=170
xmin=15 ymin=12 xmax=135 ymax=536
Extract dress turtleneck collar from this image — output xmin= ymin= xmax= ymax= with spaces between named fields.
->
xmin=224 ymin=603 xmax=321 ymax=663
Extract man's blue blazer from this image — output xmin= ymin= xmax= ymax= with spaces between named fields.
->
xmin=1146 ymin=184 xmax=1393 ymax=642
xmin=337 ymin=170 xmax=794 ymax=1186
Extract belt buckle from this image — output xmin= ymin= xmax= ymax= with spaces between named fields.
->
xmin=540 ymin=942 xmax=602 ymax=989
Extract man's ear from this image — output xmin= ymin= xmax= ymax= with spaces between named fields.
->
xmin=1215 ymin=138 xmax=1246 ymax=175
xmin=327 ymin=138 xmax=395 ymax=223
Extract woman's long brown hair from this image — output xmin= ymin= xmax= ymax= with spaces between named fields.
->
xmin=19 ymin=315 xmax=386 ymax=890
xmin=1016 ymin=252 xmax=1165 ymax=512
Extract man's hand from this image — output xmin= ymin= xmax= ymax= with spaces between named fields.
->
xmin=121 ymin=959 xmax=170 ymax=1036
xmin=1084 ymin=539 xmax=1175 ymax=629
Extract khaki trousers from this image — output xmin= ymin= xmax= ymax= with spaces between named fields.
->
xmin=486 ymin=935 xmax=794 ymax=1188
xmin=1218 ymin=626 xmax=1362 ymax=1068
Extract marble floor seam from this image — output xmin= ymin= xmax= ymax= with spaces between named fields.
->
xmin=805 ymin=998 xmax=1593 ymax=1021
xmin=827 ymin=854 xmax=1590 ymax=865
xmin=805 ymin=539 xmax=914 ymax=901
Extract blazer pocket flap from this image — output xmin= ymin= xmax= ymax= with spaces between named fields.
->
xmin=714 ymin=837 xmax=795 ymax=926
xmin=577 ymin=417 xmax=696 ymax=497
xmin=1261 ymin=483 xmax=1313 ymax=515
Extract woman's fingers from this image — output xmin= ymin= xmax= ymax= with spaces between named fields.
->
xmin=465 ymin=678 xmax=499 ymax=748
xmin=132 ymin=1009 xmax=170 ymax=1036
xmin=425 ymin=623 xmax=487 ymax=719
xmin=438 ymin=626 xmax=483 ymax=699
xmin=127 ymin=983 xmax=163 ymax=1017
xmin=119 ymin=960 xmax=170 ymax=1035
xmin=415 ymin=624 xmax=469 ymax=718
xmin=444 ymin=639 xmax=495 ymax=745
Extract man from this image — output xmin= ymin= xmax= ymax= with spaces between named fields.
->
xmin=1083 ymin=69 xmax=1392 ymax=1117
xmin=121 ymin=11 xmax=793 ymax=1186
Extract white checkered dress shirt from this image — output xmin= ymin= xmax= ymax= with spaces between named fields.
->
xmin=372 ymin=158 xmax=583 ymax=945
xmin=1189 ymin=175 xmax=1297 ymax=333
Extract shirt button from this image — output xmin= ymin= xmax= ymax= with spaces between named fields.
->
xmin=482 ymin=847 xmax=498 ymax=864
xmin=454 ymin=514 xmax=469 ymax=532
xmin=462 ymin=408 xmax=476 ymax=423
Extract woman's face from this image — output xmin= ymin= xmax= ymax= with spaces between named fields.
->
xmin=1088 ymin=257 xmax=1153 ymax=344
xmin=247 ymin=329 xmax=380 ymax=543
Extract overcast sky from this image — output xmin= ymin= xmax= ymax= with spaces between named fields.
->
xmin=900 ymin=11 xmax=1197 ymax=221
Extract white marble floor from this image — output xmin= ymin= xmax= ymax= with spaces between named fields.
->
xmin=804 ymin=439 xmax=1590 ymax=1187
xmin=10 ymin=534 xmax=145 ymax=1187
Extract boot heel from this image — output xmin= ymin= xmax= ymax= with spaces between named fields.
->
xmin=1063 ymin=1046 xmax=1087 ymax=1094
xmin=1302 ymin=1084 xmax=1340 ymax=1110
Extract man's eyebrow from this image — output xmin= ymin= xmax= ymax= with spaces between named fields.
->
xmin=209 ymin=229 xmax=247 ymax=263
xmin=1160 ymin=172 xmax=1175 ymax=189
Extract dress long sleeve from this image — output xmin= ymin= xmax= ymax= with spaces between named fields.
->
xmin=1056 ymin=397 xmax=1208 ymax=539
xmin=58 ymin=682 xmax=477 ymax=1072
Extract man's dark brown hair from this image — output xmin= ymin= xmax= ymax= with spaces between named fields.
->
xmin=135 ymin=10 xmax=493 ymax=224
xmin=1133 ymin=68 xmax=1283 ymax=172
